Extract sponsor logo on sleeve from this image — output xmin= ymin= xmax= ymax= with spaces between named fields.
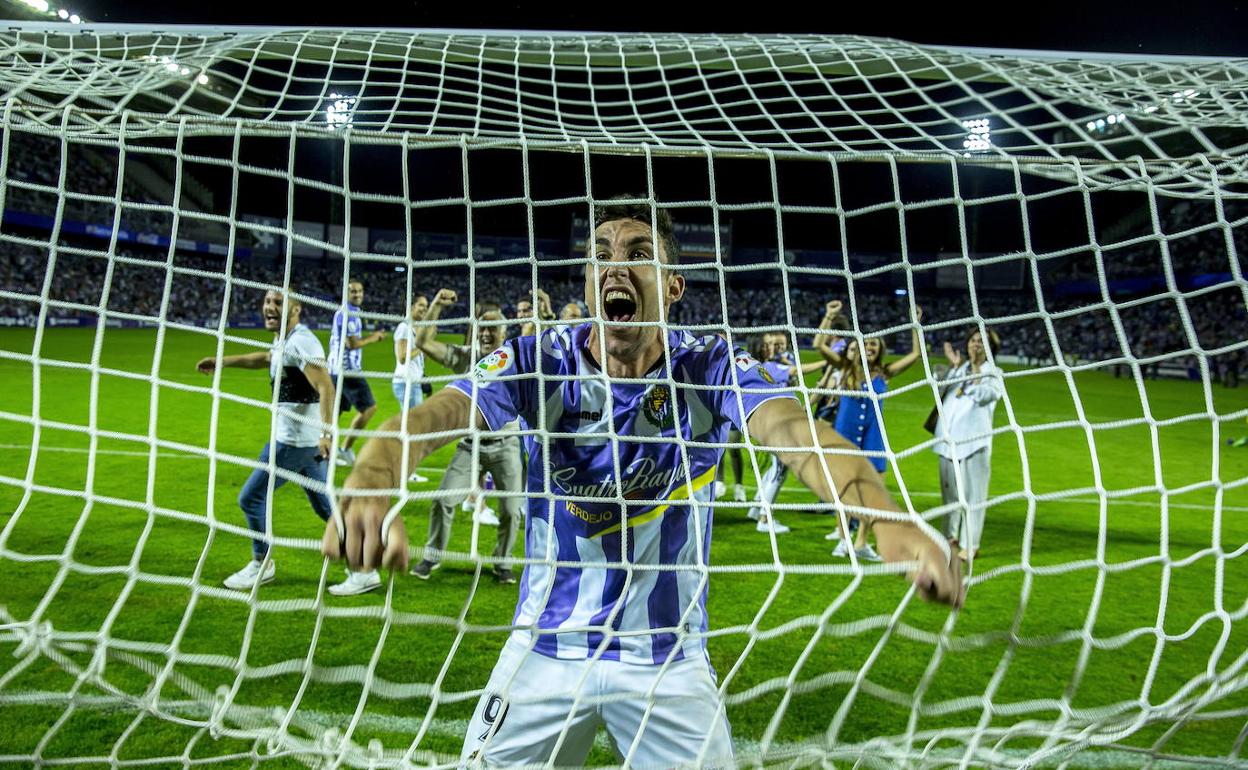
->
xmin=473 ymin=346 xmax=514 ymax=380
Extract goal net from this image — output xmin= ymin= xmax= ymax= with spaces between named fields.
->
xmin=1 ymin=23 xmax=1247 ymax=770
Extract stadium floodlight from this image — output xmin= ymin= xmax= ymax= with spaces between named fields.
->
xmin=1085 ymin=112 xmax=1128 ymax=133
xmin=17 ymin=0 xmax=50 ymax=11
xmin=68 ymin=12 xmax=79 ymax=22
xmin=55 ymin=7 xmax=66 ymax=17
xmin=325 ymin=92 xmax=357 ymax=129
xmin=961 ymin=118 xmax=991 ymax=153
xmin=196 ymin=73 xmax=209 ymax=84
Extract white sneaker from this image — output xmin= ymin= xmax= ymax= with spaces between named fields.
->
xmin=824 ymin=530 xmax=841 ymax=541
xmin=408 ymin=472 xmax=429 ymax=483
xmin=733 ymin=485 xmax=747 ymax=503
xmin=461 ymin=499 xmax=476 ymax=513
xmin=855 ymin=545 xmax=883 ymax=563
xmin=756 ymin=517 xmax=790 ymax=534
xmin=224 ymin=559 xmax=275 ymax=590
xmin=473 ymin=505 xmax=500 ymax=526
xmin=328 ymin=569 xmax=381 ymax=596
xmin=713 ymin=480 xmax=727 ymax=499
xmin=335 ymin=447 xmax=356 ymax=467
xmin=831 ymin=540 xmax=851 ymax=558
xmin=746 ymin=507 xmax=761 ymax=521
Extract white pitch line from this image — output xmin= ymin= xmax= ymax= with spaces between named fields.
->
xmin=0 ymin=445 xmax=1244 ymax=512
xmin=0 ymin=689 xmax=1224 ymax=770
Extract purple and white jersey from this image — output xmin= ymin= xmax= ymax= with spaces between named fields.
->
xmin=450 ymin=325 xmax=793 ymax=664
xmin=762 ymin=359 xmax=791 ymax=387
xmin=328 ymin=303 xmax=363 ymax=373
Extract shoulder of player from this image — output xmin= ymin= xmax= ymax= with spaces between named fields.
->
xmin=283 ymin=326 xmax=326 ymax=360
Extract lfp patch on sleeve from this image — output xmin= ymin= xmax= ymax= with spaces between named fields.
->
xmin=734 ymin=352 xmax=758 ymax=371
xmin=474 ymin=346 xmax=514 ymax=380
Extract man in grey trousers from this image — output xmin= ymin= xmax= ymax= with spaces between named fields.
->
xmin=407 ymin=288 xmax=524 ymax=585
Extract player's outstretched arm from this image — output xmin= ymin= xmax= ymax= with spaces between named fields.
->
xmin=747 ymin=397 xmax=964 ymax=607
xmin=345 ymin=329 xmax=388 ymax=350
xmin=195 ymin=350 xmax=270 ymax=373
xmin=321 ymin=387 xmax=483 ymax=572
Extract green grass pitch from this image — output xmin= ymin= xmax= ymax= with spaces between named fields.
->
xmin=1 ymin=327 xmax=1246 ymax=768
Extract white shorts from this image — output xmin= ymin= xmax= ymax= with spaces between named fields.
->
xmin=461 ymin=634 xmax=734 ymax=769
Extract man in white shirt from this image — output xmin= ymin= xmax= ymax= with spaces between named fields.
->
xmin=196 ymin=290 xmax=380 ymax=595
xmin=933 ymin=328 xmax=1005 ymax=561
xmin=392 ymin=296 xmax=431 ymax=484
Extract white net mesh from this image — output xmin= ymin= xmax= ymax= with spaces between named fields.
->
xmin=1 ymin=23 xmax=1247 ymax=770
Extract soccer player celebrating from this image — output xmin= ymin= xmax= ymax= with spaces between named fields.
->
xmin=322 ymin=199 xmax=963 ymax=767
xmin=196 ymin=290 xmax=378 ymax=596
xmin=407 ymin=288 xmax=524 ymax=585
xmin=329 ymin=278 xmax=388 ymax=467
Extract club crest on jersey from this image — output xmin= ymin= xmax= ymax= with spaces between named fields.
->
xmin=756 ymin=365 xmax=776 ymax=384
xmin=474 ymin=346 xmax=513 ymax=380
xmin=642 ymin=384 xmax=675 ymax=429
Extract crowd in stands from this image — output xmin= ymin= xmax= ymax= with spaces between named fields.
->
xmin=3 ymin=235 xmax=1244 ymax=384
xmin=1 ymin=134 xmax=1244 ymax=383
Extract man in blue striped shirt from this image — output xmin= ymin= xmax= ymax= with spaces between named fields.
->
xmin=328 ymin=278 xmax=388 ymax=467
xmin=323 ymin=199 xmax=964 ymax=767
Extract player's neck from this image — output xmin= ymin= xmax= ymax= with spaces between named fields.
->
xmin=586 ymin=326 xmax=665 ymax=378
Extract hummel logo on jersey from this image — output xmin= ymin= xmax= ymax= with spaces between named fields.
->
xmin=577 ymin=410 xmax=603 ymax=421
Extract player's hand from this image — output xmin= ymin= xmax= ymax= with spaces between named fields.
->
xmin=826 ymin=300 xmax=842 ymax=318
xmin=915 ymin=305 xmax=924 ymax=323
xmin=433 ymin=288 xmax=457 ymax=307
xmin=944 ymin=341 xmax=963 ymax=367
xmin=536 ymin=289 xmax=553 ymax=318
xmin=195 ymin=357 xmax=217 ymax=374
xmin=317 ymin=435 xmax=333 ymax=462
xmin=322 ymin=465 xmax=410 ymax=573
xmin=374 ymin=330 xmax=389 ymax=342
xmin=875 ymin=521 xmax=965 ymax=608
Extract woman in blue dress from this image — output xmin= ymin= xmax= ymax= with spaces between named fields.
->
xmin=826 ymin=309 xmax=925 ymax=561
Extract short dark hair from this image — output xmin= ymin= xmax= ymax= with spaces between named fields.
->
xmin=348 ymin=278 xmax=363 ymax=288
xmin=593 ymin=195 xmax=680 ymax=265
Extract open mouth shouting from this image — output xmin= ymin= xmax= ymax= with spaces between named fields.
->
xmin=602 ymin=287 xmax=638 ymax=323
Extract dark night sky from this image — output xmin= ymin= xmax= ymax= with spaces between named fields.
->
xmin=4 ymin=0 xmax=1241 ymax=259
xmin=20 ymin=0 xmax=1248 ymax=58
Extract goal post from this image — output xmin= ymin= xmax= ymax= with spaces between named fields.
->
xmin=0 ymin=22 xmax=1246 ymax=770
